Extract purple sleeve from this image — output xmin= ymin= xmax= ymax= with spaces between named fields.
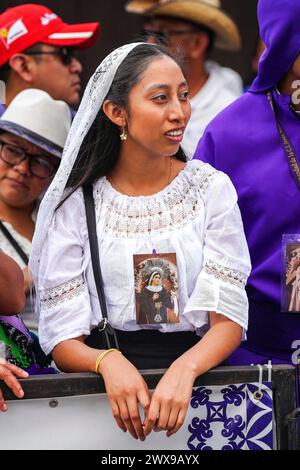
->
xmin=193 ymin=128 xmax=216 ymax=166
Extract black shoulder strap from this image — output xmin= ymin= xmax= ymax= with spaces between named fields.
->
xmin=83 ymin=184 xmax=119 ymax=350
xmin=83 ymin=184 xmax=108 ymax=320
xmin=0 ymin=221 xmax=29 ymax=265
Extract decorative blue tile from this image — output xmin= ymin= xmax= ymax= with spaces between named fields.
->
xmin=187 ymin=382 xmax=273 ymax=450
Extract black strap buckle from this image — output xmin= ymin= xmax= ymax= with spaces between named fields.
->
xmin=98 ymin=318 xmax=108 ymax=332
xmin=97 ymin=319 xmax=119 ymax=350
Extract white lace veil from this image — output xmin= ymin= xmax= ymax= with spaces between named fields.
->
xmin=29 ymin=42 xmax=146 ymax=290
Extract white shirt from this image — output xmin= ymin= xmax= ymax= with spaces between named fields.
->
xmin=0 ymin=221 xmax=31 ymax=269
xmin=182 ymin=61 xmax=243 ymax=159
xmin=37 ymin=161 xmax=251 ymax=355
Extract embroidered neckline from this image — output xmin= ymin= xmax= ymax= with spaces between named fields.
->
xmin=93 ymin=161 xmax=219 ymax=238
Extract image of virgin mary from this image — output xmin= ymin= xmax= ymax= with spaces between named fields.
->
xmin=138 ymin=269 xmax=174 ymax=325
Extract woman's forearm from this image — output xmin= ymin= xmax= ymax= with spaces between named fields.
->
xmin=53 ymin=314 xmax=242 ymax=378
xmin=0 ymin=251 xmax=25 ymax=314
xmin=52 ymin=337 xmax=105 ymax=373
xmin=174 ymin=313 xmax=243 ymax=379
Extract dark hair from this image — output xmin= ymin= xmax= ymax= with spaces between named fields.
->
xmin=65 ymin=43 xmax=187 ymax=194
xmin=0 ymin=65 xmax=10 ymax=84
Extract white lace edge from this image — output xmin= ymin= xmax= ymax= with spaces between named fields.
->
xmin=204 ymin=259 xmax=247 ymax=289
xmin=93 ymin=162 xmax=219 ymax=237
xmin=40 ymin=275 xmax=87 ymax=310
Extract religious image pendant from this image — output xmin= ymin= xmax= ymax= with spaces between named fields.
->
xmin=282 ymin=234 xmax=300 ymax=313
xmin=133 ymin=252 xmax=180 ymax=325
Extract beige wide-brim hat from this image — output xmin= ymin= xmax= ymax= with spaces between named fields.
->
xmin=125 ymin=0 xmax=241 ymax=51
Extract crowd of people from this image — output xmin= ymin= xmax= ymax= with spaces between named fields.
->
xmin=0 ymin=0 xmax=299 ymax=442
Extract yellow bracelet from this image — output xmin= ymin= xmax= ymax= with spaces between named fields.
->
xmin=95 ymin=348 xmax=122 ymax=374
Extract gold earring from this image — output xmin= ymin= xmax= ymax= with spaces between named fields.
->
xmin=120 ymin=128 xmax=127 ymax=141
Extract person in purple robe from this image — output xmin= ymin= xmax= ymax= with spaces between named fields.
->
xmin=194 ymin=0 xmax=300 ymax=365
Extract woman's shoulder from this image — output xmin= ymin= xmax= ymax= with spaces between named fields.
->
xmin=53 ymin=186 xmax=87 ymax=227
xmin=59 ymin=186 xmax=84 ymax=207
xmin=57 ymin=180 xmax=103 ymax=214
xmin=182 ymin=159 xmax=233 ymax=195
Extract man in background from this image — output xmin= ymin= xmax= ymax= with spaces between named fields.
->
xmin=0 ymin=4 xmax=100 ymax=116
xmin=126 ymin=0 xmax=243 ymax=158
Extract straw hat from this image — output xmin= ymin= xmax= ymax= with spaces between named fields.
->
xmin=125 ymin=0 xmax=241 ymax=51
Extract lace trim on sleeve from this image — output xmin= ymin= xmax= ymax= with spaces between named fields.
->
xmin=204 ymin=259 xmax=247 ymax=289
xmin=40 ymin=275 xmax=88 ymax=310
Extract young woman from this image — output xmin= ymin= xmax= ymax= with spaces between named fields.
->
xmin=30 ymin=43 xmax=251 ymax=441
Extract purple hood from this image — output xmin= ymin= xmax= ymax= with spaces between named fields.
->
xmin=251 ymin=0 xmax=300 ymax=93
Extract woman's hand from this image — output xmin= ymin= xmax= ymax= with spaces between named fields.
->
xmin=0 ymin=358 xmax=29 ymax=412
xmin=143 ymin=359 xmax=196 ymax=438
xmin=99 ymin=352 xmax=151 ymax=441
xmin=143 ymin=314 xmax=242 ymax=438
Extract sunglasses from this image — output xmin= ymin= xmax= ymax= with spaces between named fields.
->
xmin=25 ymin=47 xmax=79 ymax=66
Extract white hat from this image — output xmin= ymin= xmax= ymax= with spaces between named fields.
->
xmin=126 ymin=0 xmax=241 ymax=51
xmin=0 ymin=89 xmax=72 ymax=158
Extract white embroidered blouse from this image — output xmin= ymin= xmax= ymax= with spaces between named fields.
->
xmin=38 ymin=160 xmax=251 ymax=355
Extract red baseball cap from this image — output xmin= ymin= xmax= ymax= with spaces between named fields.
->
xmin=0 ymin=4 xmax=100 ymax=67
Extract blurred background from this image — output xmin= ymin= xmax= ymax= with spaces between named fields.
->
xmin=0 ymin=0 xmax=259 ymax=92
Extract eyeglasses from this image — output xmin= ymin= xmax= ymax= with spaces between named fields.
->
xmin=0 ymin=139 xmax=58 ymax=179
xmin=25 ymin=47 xmax=79 ymax=66
xmin=141 ymin=28 xmax=200 ymax=44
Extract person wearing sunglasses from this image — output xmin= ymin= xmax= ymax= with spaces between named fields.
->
xmin=0 ymin=88 xmax=71 ymax=332
xmin=0 ymin=4 xmax=100 ymax=116
xmin=126 ymin=0 xmax=243 ymax=159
